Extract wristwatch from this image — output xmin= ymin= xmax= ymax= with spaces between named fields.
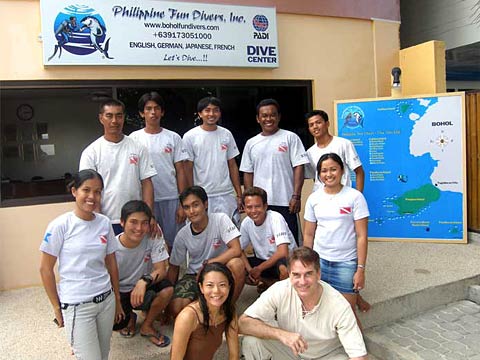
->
xmin=141 ymin=274 xmax=153 ymax=286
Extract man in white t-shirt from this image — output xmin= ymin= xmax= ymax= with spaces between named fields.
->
xmin=79 ymin=98 xmax=157 ymax=235
xmin=305 ymin=110 xmax=369 ymax=313
xmin=166 ymin=186 xmax=245 ymax=318
xmin=240 ymin=186 xmax=296 ymax=293
xmin=305 ymin=110 xmax=364 ymax=193
xmin=239 ymin=247 xmax=368 ymax=360
xmin=240 ymin=99 xmax=309 ymax=245
xmin=182 ymin=97 xmax=242 ymax=226
xmin=129 ymin=92 xmax=188 ymax=250
xmin=113 ymin=200 xmax=172 ymax=347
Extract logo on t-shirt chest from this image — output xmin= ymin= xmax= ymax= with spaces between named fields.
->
xmin=268 ymin=235 xmax=275 ymax=244
xmin=164 ymin=143 xmax=173 ymax=153
xmin=129 ymin=153 xmax=139 ymax=165
xmin=220 ymin=138 xmax=229 ymax=151
xmin=339 ymin=207 xmax=352 ymax=215
xmin=144 ymin=250 xmax=152 ymax=263
xmin=278 ymin=142 xmax=288 ymax=153
xmin=212 ymin=238 xmax=222 ymax=249
xmin=100 ymin=235 xmax=108 ymax=244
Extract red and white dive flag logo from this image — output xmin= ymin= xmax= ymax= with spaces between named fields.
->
xmin=339 ymin=207 xmax=351 ymax=214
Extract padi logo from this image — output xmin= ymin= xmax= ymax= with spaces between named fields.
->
xmin=48 ymin=4 xmax=113 ymax=61
xmin=341 ymin=106 xmax=365 ymax=129
xmin=252 ymin=14 xmax=269 ymax=39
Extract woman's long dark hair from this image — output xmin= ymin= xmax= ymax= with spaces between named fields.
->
xmin=197 ymin=262 xmax=236 ymax=336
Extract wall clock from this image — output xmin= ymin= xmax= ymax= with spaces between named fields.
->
xmin=16 ymin=104 xmax=34 ymax=121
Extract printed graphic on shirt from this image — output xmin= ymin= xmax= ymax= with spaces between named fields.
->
xmin=278 ymin=142 xmax=288 ymax=152
xmin=339 ymin=207 xmax=352 ymax=214
xmin=43 ymin=232 xmax=51 ymax=243
xmin=129 ymin=153 xmax=139 ymax=165
xmin=144 ymin=250 xmax=152 ymax=263
xmin=220 ymin=137 xmax=229 ymax=151
xmin=268 ymin=235 xmax=275 ymax=244
xmin=213 ymin=238 xmax=222 ymax=249
xmin=100 ymin=235 xmax=108 ymax=244
xmin=164 ymin=143 xmax=173 ymax=153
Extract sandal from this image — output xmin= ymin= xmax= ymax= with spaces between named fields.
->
xmin=120 ymin=312 xmax=137 ymax=338
xmin=140 ymin=331 xmax=171 ymax=347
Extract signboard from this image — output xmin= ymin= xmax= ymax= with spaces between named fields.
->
xmin=335 ymin=93 xmax=467 ymax=243
xmin=40 ymin=0 xmax=278 ymax=67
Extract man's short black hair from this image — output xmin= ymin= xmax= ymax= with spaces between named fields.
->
xmin=242 ymin=186 xmax=268 ymax=205
xmin=99 ymin=98 xmax=125 ymax=114
xmin=305 ymin=110 xmax=329 ymax=123
xmin=179 ymin=186 xmax=208 ymax=205
xmin=197 ymin=96 xmax=222 ymax=113
xmin=120 ymin=200 xmax=153 ymax=222
xmin=138 ymin=92 xmax=165 ymax=112
xmin=256 ymin=98 xmax=280 ymax=115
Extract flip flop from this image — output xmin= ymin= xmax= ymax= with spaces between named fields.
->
xmin=120 ymin=313 xmax=137 ymax=338
xmin=140 ymin=331 xmax=171 ymax=347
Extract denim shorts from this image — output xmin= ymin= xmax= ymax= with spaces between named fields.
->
xmin=320 ymin=258 xmax=357 ymax=294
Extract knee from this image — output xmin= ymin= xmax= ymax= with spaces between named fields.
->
xmin=160 ymin=286 xmax=174 ymax=300
xmin=168 ymin=298 xmax=189 ymax=319
xmin=226 ymin=257 xmax=245 ymax=276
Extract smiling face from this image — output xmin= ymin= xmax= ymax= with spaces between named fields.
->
xmin=120 ymin=211 xmax=150 ymax=245
xmin=307 ymin=114 xmax=329 ymax=139
xmin=319 ymin=157 xmax=344 ymax=189
xmin=244 ymin=195 xmax=268 ymax=226
xmin=199 ymin=270 xmax=231 ymax=309
xmin=198 ymin=104 xmax=221 ymax=129
xmin=99 ymin=105 xmax=124 ymax=142
xmin=181 ymin=193 xmax=208 ymax=226
xmin=140 ymin=100 xmax=164 ymax=129
xmin=71 ymin=177 xmax=103 ymax=220
xmin=257 ymin=104 xmax=280 ymax=135
xmin=289 ymin=259 xmax=321 ymax=301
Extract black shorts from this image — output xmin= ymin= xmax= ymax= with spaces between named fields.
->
xmin=113 ymin=279 xmax=172 ymax=330
xmin=248 ymin=256 xmax=287 ymax=279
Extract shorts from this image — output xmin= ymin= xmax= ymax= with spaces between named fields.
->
xmin=320 ymin=258 xmax=357 ymax=294
xmin=154 ymin=199 xmax=185 ymax=247
xmin=172 ymin=274 xmax=198 ymax=301
xmin=113 ymin=279 xmax=172 ymax=330
xmin=208 ymin=194 xmax=240 ymax=228
xmin=247 ymin=256 xmax=287 ymax=280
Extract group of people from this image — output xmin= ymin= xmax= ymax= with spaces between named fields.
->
xmin=39 ymin=93 xmax=370 ymax=360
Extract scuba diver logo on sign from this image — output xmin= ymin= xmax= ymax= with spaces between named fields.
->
xmin=48 ymin=4 xmax=113 ymax=61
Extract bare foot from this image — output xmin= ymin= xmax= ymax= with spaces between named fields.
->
xmin=357 ymin=295 xmax=371 ymax=313
xmin=119 ymin=312 xmax=137 ymax=337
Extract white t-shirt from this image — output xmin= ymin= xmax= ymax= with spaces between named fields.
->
xmin=305 ymin=136 xmax=362 ymax=192
xmin=244 ymin=279 xmax=367 ymax=359
xmin=183 ymin=126 xmax=239 ymax=197
xmin=170 ymin=213 xmax=241 ymax=274
xmin=115 ymin=233 xmax=169 ymax=293
xmin=129 ymin=128 xmax=187 ymax=201
xmin=79 ymin=136 xmax=157 ymax=223
xmin=40 ymin=212 xmax=117 ymax=304
xmin=304 ymin=186 xmax=369 ymax=262
xmin=240 ymin=210 xmax=296 ymax=260
xmin=240 ymin=129 xmax=309 ymax=206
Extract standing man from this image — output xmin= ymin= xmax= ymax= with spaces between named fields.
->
xmin=183 ymin=96 xmax=242 ymax=226
xmin=305 ymin=110 xmax=369 ymax=313
xmin=166 ymin=186 xmax=245 ymax=318
xmin=239 ymin=247 xmax=368 ymax=360
xmin=114 ymin=200 xmax=172 ymax=347
xmin=79 ymin=98 xmax=157 ymax=235
xmin=240 ymin=186 xmax=296 ymax=292
xmin=130 ymin=92 xmax=188 ymax=251
xmin=305 ymin=110 xmax=364 ymax=193
xmin=240 ymin=99 xmax=309 ymax=244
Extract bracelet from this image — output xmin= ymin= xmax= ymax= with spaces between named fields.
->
xmin=291 ymin=194 xmax=301 ymax=200
xmin=357 ymin=264 xmax=365 ymax=269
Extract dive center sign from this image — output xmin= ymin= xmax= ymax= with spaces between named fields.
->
xmin=40 ymin=0 xmax=279 ymax=67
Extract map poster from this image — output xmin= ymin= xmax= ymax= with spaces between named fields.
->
xmin=334 ymin=93 xmax=467 ymax=243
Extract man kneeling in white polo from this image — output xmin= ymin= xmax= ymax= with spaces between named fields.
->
xmin=239 ymin=247 xmax=368 ymax=360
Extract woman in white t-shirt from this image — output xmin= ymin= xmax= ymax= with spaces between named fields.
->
xmin=303 ymin=153 xmax=369 ymax=325
xmin=39 ymin=169 xmax=124 ymax=360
